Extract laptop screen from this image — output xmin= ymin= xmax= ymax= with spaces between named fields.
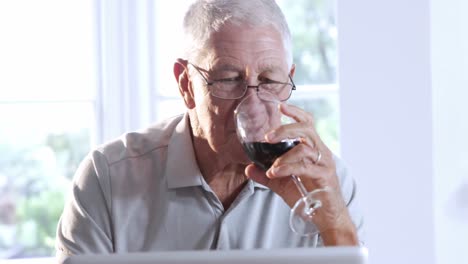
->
xmin=62 ymin=246 xmax=368 ymax=264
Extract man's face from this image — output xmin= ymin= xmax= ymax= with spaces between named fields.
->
xmin=188 ymin=23 xmax=292 ymax=164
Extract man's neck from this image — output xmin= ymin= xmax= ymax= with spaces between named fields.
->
xmin=192 ymin=135 xmax=248 ymax=210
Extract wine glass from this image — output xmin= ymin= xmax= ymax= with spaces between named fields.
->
xmin=234 ymin=90 xmax=330 ymax=236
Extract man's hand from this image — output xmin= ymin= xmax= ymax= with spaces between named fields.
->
xmin=245 ymin=103 xmax=358 ymax=246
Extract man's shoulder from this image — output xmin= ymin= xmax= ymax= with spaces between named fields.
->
xmin=94 ymin=114 xmax=185 ymax=165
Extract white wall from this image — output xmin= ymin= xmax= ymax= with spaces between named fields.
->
xmin=431 ymin=0 xmax=468 ymax=263
xmin=337 ymin=1 xmax=435 ymax=264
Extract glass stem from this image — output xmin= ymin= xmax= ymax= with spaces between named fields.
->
xmin=291 ymin=174 xmax=308 ymax=198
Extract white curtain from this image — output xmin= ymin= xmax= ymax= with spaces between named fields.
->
xmin=94 ymin=0 xmax=156 ymax=143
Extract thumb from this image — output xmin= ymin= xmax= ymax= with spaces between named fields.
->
xmin=246 ymin=163 xmax=299 ymax=207
xmin=245 ymin=164 xmax=271 ymax=187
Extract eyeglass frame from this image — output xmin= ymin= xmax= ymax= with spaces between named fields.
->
xmin=187 ymin=62 xmax=296 ymax=102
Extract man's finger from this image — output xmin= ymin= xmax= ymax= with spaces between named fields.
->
xmin=245 ymin=164 xmax=270 ymax=187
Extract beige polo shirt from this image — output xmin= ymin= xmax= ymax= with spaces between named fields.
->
xmin=55 ymin=114 xmax=364 ymax=258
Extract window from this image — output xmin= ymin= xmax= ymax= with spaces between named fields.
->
xmin=0 ymin=0 xmax=96 ymax=258
xmin=277 ymin=0 xmax=340 ymax=153
xmin=152 ymin=0 xmax=193 ymax=121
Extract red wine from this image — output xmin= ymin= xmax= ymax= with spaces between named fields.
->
xmin=243 ymin=140 xmax=299 ymax=170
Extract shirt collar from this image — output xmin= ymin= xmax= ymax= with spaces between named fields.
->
xmin=252 ymin=181 xmax=268 ymax=190
xmin=165 ymin=113 xmax=268 ymax=190
xmin=165 ymin=114 xmax=204 ymax=189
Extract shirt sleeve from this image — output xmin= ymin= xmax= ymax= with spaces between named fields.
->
xmin=318 ymin=156 xmax=366 ymax=246
xmin=55 ymin=150 xmax=114 ymax=258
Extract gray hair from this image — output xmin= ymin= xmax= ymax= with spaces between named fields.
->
xmin=182 ymin=0 xmax=293 ymax=66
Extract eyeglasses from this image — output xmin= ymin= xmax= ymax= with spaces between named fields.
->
xmin=188 ymin=62 xmax=296 ymax=101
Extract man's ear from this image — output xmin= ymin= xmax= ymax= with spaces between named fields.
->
xmin=174 ymin=58 xmax=195 ymax=109
xmin=289 ymin=63 xmax=296 ymax=78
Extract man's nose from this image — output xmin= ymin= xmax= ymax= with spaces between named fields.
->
xmin=241 ymin=85 xmax=261 ymax=102
xmin=240 ymin=85 xmax=262 ymax=104
xmin=245 ymin=85 xmax=259 ymax=94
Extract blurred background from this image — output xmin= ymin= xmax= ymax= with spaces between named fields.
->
xmin=0 ymin=0 xmax=466 ymax=264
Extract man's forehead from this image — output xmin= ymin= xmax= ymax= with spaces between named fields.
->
xmin=200 ymin=58 xmax=287 ymax=74
xmin=203 ymin=44 xmax=288 ymax=70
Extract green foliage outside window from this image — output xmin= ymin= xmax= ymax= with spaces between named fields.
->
xmin=279 ymin=0 xmax=337 ymax=84
xmin=278 ymin=0 xmax=340 ymax=153
xmin=0 ymin=131 xmax=89 ymax=257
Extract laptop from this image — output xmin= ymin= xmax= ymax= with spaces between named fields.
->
xmin=62 ymin=246 xmax=368 ymax=264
